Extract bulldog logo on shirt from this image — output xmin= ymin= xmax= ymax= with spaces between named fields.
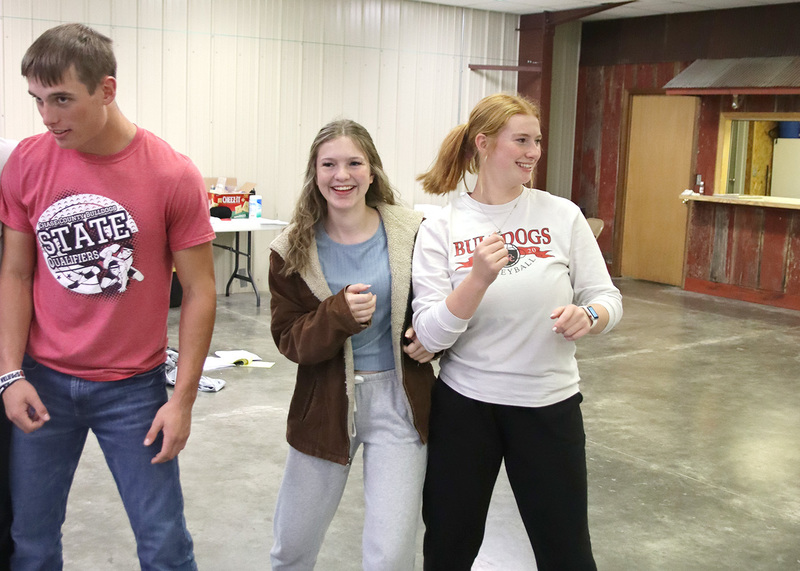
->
xmin=36 ymin=194 xmax=143 ymax=296
xmin=454 ymin=227 xmax=553 ymax=271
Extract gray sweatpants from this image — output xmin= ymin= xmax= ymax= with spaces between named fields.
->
xmin=271 ymin=370 xmax=427 ymax=570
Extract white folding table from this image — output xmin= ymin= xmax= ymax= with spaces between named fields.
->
xmin=210 ymin=217 xmax=288 ymax=307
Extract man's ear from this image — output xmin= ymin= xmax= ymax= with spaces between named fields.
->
xmin=100 ymin=75 xmax=117 ymax=105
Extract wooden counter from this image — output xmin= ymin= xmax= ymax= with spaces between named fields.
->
xmin=682 ymin=193 xmax=800 ymax=210
xmin=682 ymin=193 xmax=800 ymax=310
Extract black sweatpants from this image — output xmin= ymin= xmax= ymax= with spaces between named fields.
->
xmin=422 ymin=380 xmax=596 ymax=571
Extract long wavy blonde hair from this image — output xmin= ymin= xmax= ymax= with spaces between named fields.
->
xmin=417 ymin=93 xmax=540 ymax=195
xmin=280 ymin=119 xmax=398 ymax=276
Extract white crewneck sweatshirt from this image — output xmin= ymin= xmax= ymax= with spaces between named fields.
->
xmin=412 ymin=189 xmax=622 ymax=407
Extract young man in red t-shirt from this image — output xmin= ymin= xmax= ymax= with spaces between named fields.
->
xmin=0 ymin=24 xmax=216 ymax=569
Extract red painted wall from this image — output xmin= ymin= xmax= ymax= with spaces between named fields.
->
xmin=572 ymin=61 xmax=691 ymax=261
xmin=572 ymin=2 xmax=800 ymax=268
xmin=684 ymin=202 xmax=800 ymax=310
xmin=573 ymin=70 xmax=800 ymax=268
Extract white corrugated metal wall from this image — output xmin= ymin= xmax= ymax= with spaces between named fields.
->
xmin=0 ymin=0 xmax=519 ymax=292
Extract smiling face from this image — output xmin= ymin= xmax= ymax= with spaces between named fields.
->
xmin=28 ymin=65 xmax=113 ymax=154
xmin=315 ymin=136 xmax=375 ymax=215
xmin=480 ymin=113 xmax=542 ymax=190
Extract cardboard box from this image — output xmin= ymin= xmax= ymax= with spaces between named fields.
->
xmin=205 ymin=177 xmax=257 ymax=218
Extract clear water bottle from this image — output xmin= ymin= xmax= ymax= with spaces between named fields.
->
xmin=249 ymin=194 xmax=262 ymax=218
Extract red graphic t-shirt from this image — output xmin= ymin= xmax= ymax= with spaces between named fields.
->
xmin=0 ymin=128 xmax=214 ymax=381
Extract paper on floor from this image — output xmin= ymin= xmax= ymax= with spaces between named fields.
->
xmin=204 ymin=350 xmax=275 ymax=370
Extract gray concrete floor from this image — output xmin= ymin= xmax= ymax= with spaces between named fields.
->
xmin=59 ymin=278 xmax=800 ymax=570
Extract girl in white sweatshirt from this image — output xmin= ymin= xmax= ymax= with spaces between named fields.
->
xmin=412 ymin=93 xmax=622 ymax=571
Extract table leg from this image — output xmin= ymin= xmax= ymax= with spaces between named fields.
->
xmin=217 ymin=231 xmax=261 ymax=307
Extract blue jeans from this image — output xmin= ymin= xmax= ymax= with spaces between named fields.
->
xmin=10 ymin=356 xmax=196 ymax=571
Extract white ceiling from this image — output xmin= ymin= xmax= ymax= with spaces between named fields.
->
xmin=410 ymin=0 xmax=799 ymax=20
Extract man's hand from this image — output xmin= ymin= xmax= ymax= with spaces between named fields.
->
xmin=143 ymin=399 xmax=192 ymax=464
xmin=2 ymin=379 xmax=49 ymax=433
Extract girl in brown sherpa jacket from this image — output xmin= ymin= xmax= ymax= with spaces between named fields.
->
xmin=268 ymin=119 xmax=436 ymax=570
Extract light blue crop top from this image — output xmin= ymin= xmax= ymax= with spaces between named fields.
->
xmin=316 ymin=220 xmax=393 ymax=372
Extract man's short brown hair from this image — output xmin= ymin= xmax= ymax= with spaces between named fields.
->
xmin=21 ymin=23 xmax=116 ymax=94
